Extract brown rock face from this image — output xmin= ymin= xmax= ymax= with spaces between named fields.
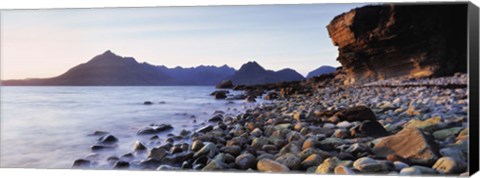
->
xmin=327 ymin=4 xmax=467 ymax=84
xmin=372 ymin=127 xmax=439 ymax=166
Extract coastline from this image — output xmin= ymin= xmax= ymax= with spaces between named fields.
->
xmin=74 ymin=73 xmax=469 ymax=176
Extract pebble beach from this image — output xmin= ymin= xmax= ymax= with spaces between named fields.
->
xmin=73 ymin=73 xmax=470 ymax=176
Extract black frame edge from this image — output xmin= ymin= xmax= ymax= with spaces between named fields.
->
xmin=468 ymin=1 xmax=479 ymax=176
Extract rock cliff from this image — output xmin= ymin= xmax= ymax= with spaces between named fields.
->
xmin=327 ymin=4 xmax=467 ymax=84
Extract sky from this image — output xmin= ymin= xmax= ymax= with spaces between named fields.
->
xmin=1 ymin=3 xmax=366 ymax=80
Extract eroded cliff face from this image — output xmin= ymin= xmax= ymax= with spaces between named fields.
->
xmin=327 ymin=4 xmax=467 ymax=84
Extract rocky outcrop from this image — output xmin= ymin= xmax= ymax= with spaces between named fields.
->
xmin=327 ymin=4 xmax=467 ymax=84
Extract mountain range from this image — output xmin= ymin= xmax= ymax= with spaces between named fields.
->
xmin=1 ymin=50 xmax=332 ymax=86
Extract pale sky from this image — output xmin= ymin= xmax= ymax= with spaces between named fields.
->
xmin=1 ymin=3 xmax=365 ymax=80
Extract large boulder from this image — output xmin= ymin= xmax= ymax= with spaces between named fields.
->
xmin=336 ymin=106 xmax=376 ymax=122
xmin=327 ymin=4 xmax=467 ymax=84
xmin=372 ymin=127 xmax=439 ymax=166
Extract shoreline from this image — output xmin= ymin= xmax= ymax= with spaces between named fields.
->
xmin=73 ymin=74 xmax=469 ymax=176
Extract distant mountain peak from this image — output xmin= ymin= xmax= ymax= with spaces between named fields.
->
xmin=239 ymin=61 xmax=265 ymax=71
xmin=98 ymin=50 xmax=120 ymax=58
xmin=245 ymin=61 xmax=259 ymax=65
xmin=87 ymin=50 xmax=140 ymax=65
xmin=103 ymin=50 xmax=114 ymax=54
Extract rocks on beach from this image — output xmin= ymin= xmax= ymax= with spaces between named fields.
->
xmin=137 ymin=124 xmax=173 ymax=135
xmin=372 ymin=127 xmax=439 ymax=166
xmin=74 ymin=71 xmax=468 ymax=176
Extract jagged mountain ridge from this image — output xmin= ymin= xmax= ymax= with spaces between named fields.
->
xmin=157 ymin=65 xmax=236 ymax=85
xmin=2 ymin=51 xmax=310 ymax=86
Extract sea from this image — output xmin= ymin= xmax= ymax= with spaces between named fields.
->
xmin=0 ymin=86 xmax=258 ymax=169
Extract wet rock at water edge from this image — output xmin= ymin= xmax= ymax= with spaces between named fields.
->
xmin=216 ymin=80 xmax=234 ymax=89
xmin=196 ymin=125 xmax=213 ymax=134
xmin=73 ymin=159 xmax=91 ymax=168
xmin=139 ymin=158 xmax=162 ymax=169
xmin=191 ymin=140 xmax=205 ymax=152
xmin=213 ymin=90 xmax=228 ymax=99
xmin=148 ymin=148 xmax=167 ymax=161
xmin=208 ymin=115 xmax=223 ymax=122
xmin=107 ymin=156 xmax=120 ymax=165
xmin=133 ymin=141 xmax=147 ymax=151
xmin=179 ymin=129 xmax=191 ymax=137
xmin=245 ymin=95 xmax=256 ymax=102
xmin=97 ymin=134 xmax=118 ymax=144
xmin=137 ymin=124 xmax=173 ymax=135
xmin=91 ymin=144 xmax=117 ymax=151
xmin=113 ymin=161 xmax=130 ymax=169
xmin=170 ymin=146 xmax=183 ymax=154
xmin=87 ymin=131 xmax=109 ymax=137
xmin=161 ymin=151 xmax=194 ymax=165
xmin=257 ymin=159 xmax=290 ymax=172
xmin=120 ymin=153 xmax=135 ymax=162
xmin=194 ymin=142 xmax=217 ymax=158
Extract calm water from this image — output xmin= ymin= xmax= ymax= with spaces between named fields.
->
xmin=1 ymin=86 xmax=256 ymax=169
